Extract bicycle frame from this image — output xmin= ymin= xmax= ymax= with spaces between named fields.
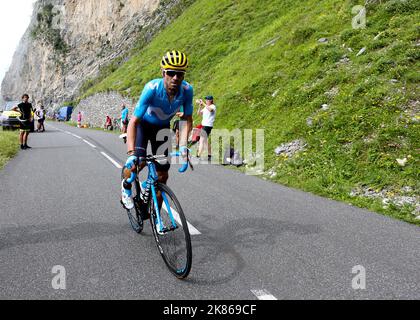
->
xmin=141 ymin=160 xmax=179 ymax=233
xmin=125 ymin=151 xmax=192 ymax=232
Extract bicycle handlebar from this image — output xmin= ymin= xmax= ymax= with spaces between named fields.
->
xmin=133 ymin=149 xmax=194 ymax=174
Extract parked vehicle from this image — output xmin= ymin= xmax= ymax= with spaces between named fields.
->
xmin=57 ymin=106 xmax=74 ymax=122
xmin=0 ymin=101 xmax=25 ymax=130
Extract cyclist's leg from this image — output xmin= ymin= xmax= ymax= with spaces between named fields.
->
xmin=121 ymin=122 xmax=147 ymax=208
xmin=175 ymin=129 xmax=180 ymax=150
xmin=150 ymin=125 xmax=171 ymax=208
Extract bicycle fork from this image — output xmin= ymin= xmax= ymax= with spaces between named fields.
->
xmin=150 ymin=184 xmax=179 ymax=234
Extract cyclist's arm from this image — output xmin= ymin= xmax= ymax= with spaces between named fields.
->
xmin=179 ymin=85 xmax=194 ymax=148
xmin=179 ymin=115 xmax=192 ymax=148
xmin=133 ymin=83 xmax=154 ymax=120
xmin=127 ymin=84 xmax=154 ymax=154
xmin=127 ymin=116 xmax=141 ymax=154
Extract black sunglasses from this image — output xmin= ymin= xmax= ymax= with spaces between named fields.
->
xmin=165 ymin=70 xmax=185 ymax=78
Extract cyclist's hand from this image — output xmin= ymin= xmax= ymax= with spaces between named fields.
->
xmin=125 ymin=155 xmax=138 ymax=170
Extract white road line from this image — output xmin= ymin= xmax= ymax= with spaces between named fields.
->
xmin=65 ymin=131 xmax=72 ymax=135
xmin=83 ymin=139 xmax=97 ymax=148
xmin=251 ymin=290 xmax=278 ymax=300
xmin=101 ymin=152 xmax=123 ymax=169
xmin=72 ymin=134 xmax=82 ymax=139
xmin=162 ymin=203 xmax=202 ymax=236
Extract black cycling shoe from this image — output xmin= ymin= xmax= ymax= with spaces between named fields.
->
xmin=24 ymin=145 xmax=32 ymax=149
xmin=20 ymin=145 xmax=25 ymax=150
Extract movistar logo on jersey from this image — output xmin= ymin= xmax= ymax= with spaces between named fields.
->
xmin=146 ymin=106 xmax=179 ymax=121
xmin=148 ymin=82 xmax=159 ymax=90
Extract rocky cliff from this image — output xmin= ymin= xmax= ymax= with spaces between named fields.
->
xmin=1 ymin=0 xmax=187 ymax=108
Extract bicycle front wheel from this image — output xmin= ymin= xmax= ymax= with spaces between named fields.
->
xmin=149 ymin=183 xmax=192 ymax=279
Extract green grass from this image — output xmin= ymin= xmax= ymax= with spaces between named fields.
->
xmin=78 ymin=0 xmax=420 ymax=225
xmin=0 ymin=130 xmax=19 ymax=170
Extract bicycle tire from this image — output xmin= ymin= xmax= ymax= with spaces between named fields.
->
xmin=149 ymin=183 xmax=192 ymax=279
xmin=120 ymin=168 xmax=143 ymax=234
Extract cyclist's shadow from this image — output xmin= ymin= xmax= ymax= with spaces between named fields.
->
xmin=0 ymin=223 xmax=130 ymax=252
xmin=186 ymin=216 xmax=322 ymax=286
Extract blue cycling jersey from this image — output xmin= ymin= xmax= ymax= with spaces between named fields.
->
xmin=121 ymin=108 xmax=129 ymax=121
xmin=133 ymin=78 xmax=194 ymax=126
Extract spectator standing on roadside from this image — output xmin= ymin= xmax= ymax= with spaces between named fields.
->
xmin=77 ymin=111 xmax=82 ymax=128
xmin=120 ymin=104 xmax=129 ymax=143
xmin=121 ymin=104 xmax=129 ymax=131
xmin=11 ymin=94 xmax=34 ymax=150
xmin=197 ymin=96 xmax=217 ymax=162
xmin=36 ymin=104 xmax=46 ymax=132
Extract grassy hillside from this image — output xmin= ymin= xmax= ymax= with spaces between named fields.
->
xmin=79 ymin=0 xmax=419 ymax=224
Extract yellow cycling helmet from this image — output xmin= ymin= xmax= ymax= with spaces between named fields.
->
xmin=161 ymin=51 xmax=189 ymax=71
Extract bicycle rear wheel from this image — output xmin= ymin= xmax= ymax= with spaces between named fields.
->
xmin=149 ymin=183 xmax=192 ymax=279
xmin=121 ymin=168 xmax=143 ymax=234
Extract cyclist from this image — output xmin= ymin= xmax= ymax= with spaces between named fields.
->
xmin=121 ymin=51 xmax=193 ymax=210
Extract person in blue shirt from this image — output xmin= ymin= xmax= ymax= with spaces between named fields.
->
xmin=120 ymin=104 xmax=129 ymax=143
xmin=121 ymin=51 xmax=193 ymax=210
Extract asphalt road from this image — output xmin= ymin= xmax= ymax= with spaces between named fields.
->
xmin=0 ymin=122 xmax=419 ymax=300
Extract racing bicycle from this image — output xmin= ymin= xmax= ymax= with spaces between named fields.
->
xmin=121 ymin=151 xmax=193 ymax=279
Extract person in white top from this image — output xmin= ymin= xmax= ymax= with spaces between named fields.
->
xmin=197 ymin=96 xmax=216 ymax=161
xmin=35 ymin=104 xmax=46 ymax=132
